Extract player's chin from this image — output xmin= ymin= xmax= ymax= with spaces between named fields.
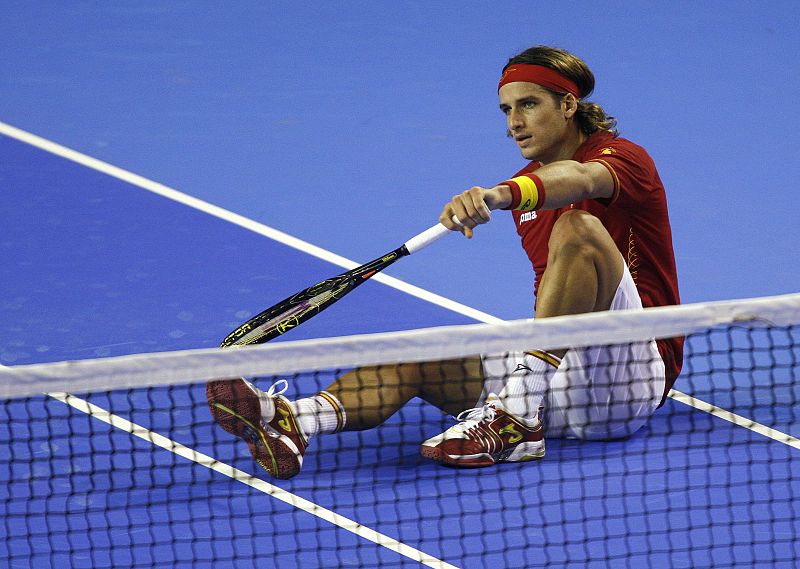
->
xmin=517 ymin=144 xmax=540 ymax=161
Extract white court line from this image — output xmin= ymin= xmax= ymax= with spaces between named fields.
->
xmin=0 ymin=120 xmax=466 ymax=567
xmin=0 ymin=120 xmax=502 ymax=326
xmin=3 ymin=120 xmax=797 ymax=437
xmin=3 ymin=122 xmax=799 ymax=446
xmin=669 ymin=389 xmax=800 ymax=450
xmin=46 ymin=391 xmax=458 ymax=569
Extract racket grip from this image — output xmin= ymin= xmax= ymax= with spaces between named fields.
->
xmin=404 ymin=216 xmax=461 ymax=255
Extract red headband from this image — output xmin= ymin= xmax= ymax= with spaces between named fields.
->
xmin=498 ymin=64 xmax=580 ymax=97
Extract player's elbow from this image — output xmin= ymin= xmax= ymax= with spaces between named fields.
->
xmin=572 ymin=161 xmax=614 ymax=201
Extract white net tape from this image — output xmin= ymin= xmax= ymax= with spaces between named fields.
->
xmin=2 ymin=293 xmax=799 ymax=399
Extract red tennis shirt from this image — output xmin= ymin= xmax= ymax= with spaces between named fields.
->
xmin=509 ymin=130 xmax=683 ymax=404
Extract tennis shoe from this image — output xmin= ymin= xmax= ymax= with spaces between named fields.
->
xmin=206 ymin=378 xmax=307 ymax=479
xmin=420 ymin=394 xmax=544 ymax=467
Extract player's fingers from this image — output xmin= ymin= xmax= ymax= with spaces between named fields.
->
xmin=450 ymin=194 xmax=478 ymax=229
xmin=439 ymin=205 xmax=458 ymax=229
xmin=458 ymin=188 xmax=491 ymax=227
xmin=450 ymin=197 xmax=480 ymax=239
xmin=447 ymin=196 xmax=466 ymax=225
xmin=466 ymin=187 xmax=492 ymax=223
xmin=439 ymin=204 xmax=469 ymax=237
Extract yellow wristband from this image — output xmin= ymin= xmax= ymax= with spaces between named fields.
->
xmin=509 ymin=175 xmax=539 ymax=210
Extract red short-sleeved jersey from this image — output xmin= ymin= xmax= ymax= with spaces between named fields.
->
xmin=510 ymin=131 xmax=683 ymax=404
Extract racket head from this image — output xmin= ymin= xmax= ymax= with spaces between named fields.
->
xmin=220 ymin=246 xmax=408 ymax=347
xmin=220 ymin=278 xmax=354 ymax=347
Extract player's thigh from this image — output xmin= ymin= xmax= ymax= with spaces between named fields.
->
xmin=546 ymin=340 xmax=665 ymax=439
xmin=416 ymin=356 xmax=486 ymax=416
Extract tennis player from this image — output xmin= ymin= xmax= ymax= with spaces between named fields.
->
xmin=207 ymin=45 xmax=683 ymax=479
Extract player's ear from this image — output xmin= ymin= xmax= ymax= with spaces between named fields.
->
xmin=562 ymin=93 xmax=578 ymax=119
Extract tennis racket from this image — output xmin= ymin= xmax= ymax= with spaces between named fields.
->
xmin=220 ymin=221 xmax=455 ymax=347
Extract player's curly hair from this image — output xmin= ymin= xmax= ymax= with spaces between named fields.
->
xmin=504 ymin=46 xmax=618 ymax=136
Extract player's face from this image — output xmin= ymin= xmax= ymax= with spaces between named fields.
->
xmin=499 ymin=82 xmax=572 ymax=164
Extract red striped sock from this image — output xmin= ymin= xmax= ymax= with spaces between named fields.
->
xmin=292 ymin=391 xmax=346 ymax=438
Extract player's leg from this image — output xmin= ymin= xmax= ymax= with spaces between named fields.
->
xmin=539 ymin=210 xmax=663 ymax=439
xmin=544 ymin=264 xmax=666 ymax=440
xmin=206 ymin=357 xmax=487 ymax=479
xmin=535 ymin=209 xmax=624 ymax=329
xmin=323 ymin=357 xmax=486 ymax=430
xmin=419 ymin=210 xmax=635 ymax=467
xmin=494 ymin=209 xmax=624 ymax=421
xmin=207 ymin=210 xmax=635 ymax=475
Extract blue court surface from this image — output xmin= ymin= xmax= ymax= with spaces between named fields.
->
xmin=2 ymin=3 xmax=800 ymax=568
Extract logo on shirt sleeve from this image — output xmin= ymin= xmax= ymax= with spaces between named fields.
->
xmin=599 ymin=147 xmax=616 ymax=155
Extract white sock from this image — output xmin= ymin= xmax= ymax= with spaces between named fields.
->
xmin=291 ymin=391 xmax=346 ymax=438
xmin=497 ymin=350 xmax=561 ymax=420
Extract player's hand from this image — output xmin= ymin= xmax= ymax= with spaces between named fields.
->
xmin=439 ymin=185 xmax=512 ymax=238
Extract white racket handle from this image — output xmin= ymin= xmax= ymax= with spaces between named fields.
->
xmin=403 ymin=216 xmax=461 ymax=255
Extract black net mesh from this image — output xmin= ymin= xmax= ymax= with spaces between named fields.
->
xmin=2 ymin=320 xmax=799 ymax=568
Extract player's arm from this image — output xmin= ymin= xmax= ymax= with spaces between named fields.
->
xmin=441 ymin=160 xmax=614 ymax=238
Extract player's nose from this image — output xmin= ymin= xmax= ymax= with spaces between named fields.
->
xmin=507 ymin=108 xmax=525 ymax=130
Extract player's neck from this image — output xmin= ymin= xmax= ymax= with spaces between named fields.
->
xmin=540 ymin=127 xmax=588 ymax=165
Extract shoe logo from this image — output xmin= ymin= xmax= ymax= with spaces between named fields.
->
xmin=499 ymin=424 xmax=523 ymax=444
xmin=277 ymin=407 xmax=293 ymax=432
xmin=514 ymin=363 xmax=532 ymax=373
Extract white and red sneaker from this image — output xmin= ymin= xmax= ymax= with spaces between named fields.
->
xmin=206 ymin=378 xmax=307 ymax=480
xmin=420 ymin=394 xmax=545 ymax=467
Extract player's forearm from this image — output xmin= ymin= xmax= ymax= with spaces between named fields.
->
xmin=441 ymin=160 xmax=613 ymax=238
xmin=498 ymin=160 xmax=614 ymax=211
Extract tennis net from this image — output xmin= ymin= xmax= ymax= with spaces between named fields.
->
xmin=2 ymin=293 xmax=799 ymax=568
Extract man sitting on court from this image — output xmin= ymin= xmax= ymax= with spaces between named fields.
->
xmin=206 ymin=45 xmax=683 ymax=479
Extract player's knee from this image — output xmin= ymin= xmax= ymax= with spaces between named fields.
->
xmin=548 ymin=210 xmax=609 ymax=259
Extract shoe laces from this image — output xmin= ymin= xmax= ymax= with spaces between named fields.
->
xmin=256 ymin=380 xmax=291 ymax=428
xmin=452 ymin=404 xmax=497 ymax=433
xmin=265 ymin=379 xmax=289 ymax=398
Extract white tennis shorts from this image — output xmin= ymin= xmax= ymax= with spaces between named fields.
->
xmin=481 ymin=262 xmax=666 ymax=441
